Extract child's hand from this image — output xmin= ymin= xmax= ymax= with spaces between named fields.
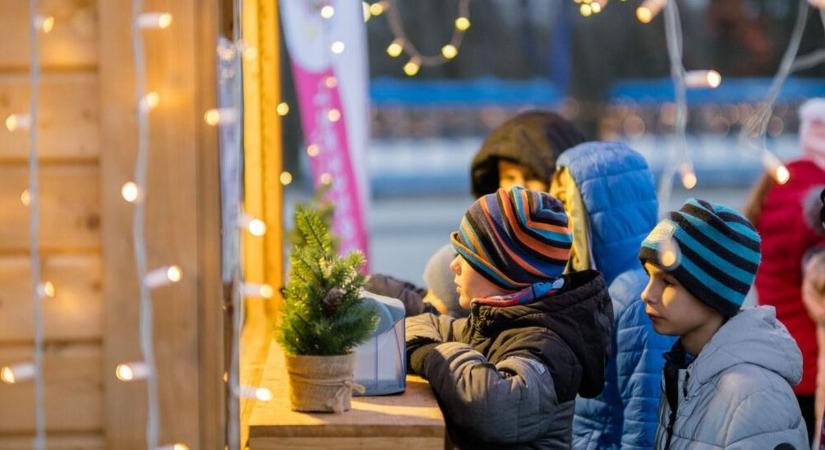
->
xmin=803 ymin=251 xmax=825 ymax=324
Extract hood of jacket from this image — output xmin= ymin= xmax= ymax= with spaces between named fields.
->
xmin=689 ymin=306 xmax=802 ymax=387
xmin=469 ymin=270 xmax=614 ymax=398
xmin=470 ymin=111 xmax=585 ymax=197
xmin=552 ymin=141 xmax=658 ymax=283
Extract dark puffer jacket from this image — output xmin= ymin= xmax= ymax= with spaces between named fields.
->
xmin=470 ymin=110 xmax=586 ymax=197
xmin=406 ymin=270 xmax=613 ymax=449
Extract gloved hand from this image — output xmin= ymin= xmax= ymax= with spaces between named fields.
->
xmin=405 ymin=313 xmax=443 ymax=375
xmin=366 ymin=273 xmax=437 ymax=316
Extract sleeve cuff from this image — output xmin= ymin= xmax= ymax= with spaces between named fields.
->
xmin=409 ymin=342 xmax=440 ymax=376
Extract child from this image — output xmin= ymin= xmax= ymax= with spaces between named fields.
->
xmin=405 ymin=186 xmax=613 ymax=449
xmin=553 ymin=142 xmax=676 ymax=449
xmin=367 ymin=111 xmax=586 ymax=317
xmin=640 ymin=199 xmax=807 ymax=449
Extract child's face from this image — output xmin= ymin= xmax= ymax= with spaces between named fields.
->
xmin=641 ymin=262 xmax=719 ymax=337
xmin=449 ymin=255 xmax=507 ymax=309
xmin=498 ymin=160 xmax=547 ymax=192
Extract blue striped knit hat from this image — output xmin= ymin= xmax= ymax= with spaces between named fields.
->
xmin=450 ymin=186 xmax=572 ymax=291
xmin=639 ymin=198 xmax=761 ymax=317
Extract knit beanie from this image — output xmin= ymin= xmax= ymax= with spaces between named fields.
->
xmin=470 ymin=111 xmax=586 ymax=198
xmin=639 ymin=199 xmax=762 ymax=318
xmin=450 ymin=186 xmax=572 ymax=291
xmin=799 ymin=98 xmax=825 ymax=171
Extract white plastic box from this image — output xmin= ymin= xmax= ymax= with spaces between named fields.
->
xmin=354 ymin=290 xmax=406 ymax=396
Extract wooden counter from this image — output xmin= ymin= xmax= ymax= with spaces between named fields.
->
xmin=247 ymin=342 xmax=446 ymax=450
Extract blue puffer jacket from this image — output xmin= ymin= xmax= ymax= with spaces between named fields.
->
xmin=554 ymin=142 xmax=676 ymax=449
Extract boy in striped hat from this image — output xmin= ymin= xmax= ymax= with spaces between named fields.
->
xmin=405 ymin=186 xmax=613 ymax=449
xmin=639 ymin=199 xmax=807 ymax=449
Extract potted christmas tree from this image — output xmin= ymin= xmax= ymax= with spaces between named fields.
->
xmin=277 ymin=205 xmax=377 ymax=413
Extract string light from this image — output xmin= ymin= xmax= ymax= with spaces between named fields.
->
xmin=306 ymin=144 xmax=320 ymax=157
xmin=38 ymin=281 xmax=55 ymax=299
xmin=369 ymin=2 xmax=386 ymax=16
xmin=324 ymin=76 xmax=338 ymax=88
xmin=137 ymin=12 xmax=173 ymax=29
xmin=679 ymin=163 xmax=697 ymax=189
xmin=154 ymin=445 xmax=190 ymax=450
xmin=403 ymin=58 xmax=421 ymax=76
xmin=34 ymin=15 xmax=54 ymax=34
xmin=143 ymin=265 xmax=183 ymax=289
xmin=139 ymin=91 xmax=160 ymax=112
xmin=441 ymin=44 xmax=458 ymax=59
xmin=204 ymin=108 xmax=238 ymax=126
xmin=762 ymin=150 xmax=791 ymax=185
xmin=1 ymin=363 xmax=35 ymax=384
xmin=658 ymin=237 xmax=682 ymax=270
xmin=121 ymin=181 xmax=141 ymax=203
xmin=280 ymin=171 xmax=293 ymax=186
xmin=115 ymin=362 xmax=149 ymax=381
xmin=455 ymin=16 xmax=471 ymax=31
xmin=238 ymin=214 xmax=266 ymax=236
xmin=239 ymin=386 xmax=274 ymax=401
xmin=330 ymin=41 xmax=345 ymax=54
xmin=684 ymin=70 xmax=721 ymax=88
xmin=21 ymin=189 xmax=31 ymax=206
xmin=637 ymin=0 xmax=666 ymax=23
xmin=276 ymin=102 xmax=290 ymax=116
xmin=386 ymin=39 xmax=404 ymax=58
xmin=5 ymin=113 xmax=32 ymax=132
xmin=327 ymin=108 xmax=341 ymax=122
xmin=580 ymin=4 xmax=593 ymax=16
xmin=320 ymin=5 xmax=335 ymax=19
xmin=242 ymin=283 xmax=275 ymax=299
xmin=320 ymin=173 xmax=333 ymax=185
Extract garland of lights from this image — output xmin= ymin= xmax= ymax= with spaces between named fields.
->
xmin=374 ymin=0 xmax=471 ymax=76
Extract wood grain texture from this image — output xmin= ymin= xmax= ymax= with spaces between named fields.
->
xmin=0 ymin=73 xmax=99 ymax=163
xmin=0 ymin=0 xmax=97 ymax=71
xmin=0 ymin=343 xmax=102 ymax=433
xmin=0 ymin=164 xmax=100 ymax=253
xmin=0 ymin=434 xmax=104 ymax=450
xmin=0 ymin=255 xmax=101 ymax=343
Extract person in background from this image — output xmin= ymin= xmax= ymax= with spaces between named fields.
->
xmin=641 ymin=199 xmax=807 ymax=449
xmin=368 ymin=111 xmax=586 ymax=317
xmin=551 ymin=142 xmax=676 ymax=449
xmin=745 ymin=98 xmax=825 ymax=444
xmin=405 ymin=187 xmax=612 ymax=449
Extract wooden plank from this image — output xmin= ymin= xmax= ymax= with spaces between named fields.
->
xmin=0 ymin=165 xmax=100 ymax=253
xmin=0 ymin=343 xmax=102 ymax=433
xmin=0 ymin=434 xmax=104 ymax=450
xmin=0 ymin=0 xmax=97 ymax=70
xmin=99 ymin=0 xmax=221 ymax=448
xmin=0 ymin=73 xmax=99 ymax=163
xmin=0 ymin=255 xmax=101 ymax=343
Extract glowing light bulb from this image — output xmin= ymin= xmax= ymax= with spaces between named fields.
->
xmin=6 ymin=113 xmax=32 ymax=132
xmin=20 ymin=189 xmax=30 ymax=207
xmin=242 ymin=283 xmax=275 ymax=299
xmin=762 ymin=150 xmax=791 ymax=185
xmin=140 ymin=92 xmax=160 ymax=112
xmin=121 ymin=181 xmax=140 ymax=203
xmin=39 ymin=281 xmax=56 ymax=299
xmin=204 ymin=108 xmax=239 ymax=126
xmin=441 ymin=44 xmax=458 ymax=59
xmin=327 ymin=109 xmax=341 ymax=122
xmin=320 ymin=5 xmax=335 ymax=18
xmin=679 ymin=163 xmax=697 ymax=190
xmin=324 ymin=76 xmax=338 ymax=89
xmin=137 ymin=12 xmax=173 ymax=29
xmin=276 ymin=102 xmax=290 ymax=116
xmin=116 ymin=362 xmax=149 ymax=381
xmin=239 ymin=385 xmax=273 ymax=401
xmin=320 ymin=173 xmax=333 ymax=185
xmin=173 ymin=444 xmax=190 ymax=450
xmin=330 ymin=41 xmax=345 ymax=54
xmin=591 ymin=2 xmax=602 ymax=13
xmin=685 ymin=70 xmax=722 ymax=88
xmin=35 ymin=15 xmax=55 ymax=33
xmin=2 ymin=363 xmax=35 ymax=384
xmin=403 ymin=59 xmax=421 ymax=76
xmin=248 ymin=219 xmax=266 ymax=236
xmin=636 ymin=0 xmax=666 ymax=23
xmin=775 ymin=165 xmax=790 ymax=184
xmin=580 ymin=4 xmax=593 ymax=16
xmin=455 ymin=17 xmax=471 ymax=31
xmin=280 ymin=171 xmax=293 ymax=186
xmin=307 ymin=144 xmax=320 ymax=157
xmin=144 ymin=265 xmax=182 ymax=288
xmin=369 ymin=2 xmax=385 ymax=16
xmin=658 ymin=237 xmax=682 ymax=270
xmin=386 ymin=39 xmax=404 ymax=58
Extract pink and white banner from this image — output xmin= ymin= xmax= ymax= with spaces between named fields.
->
xmin=281 ymin=0 xmax=370 ymax=260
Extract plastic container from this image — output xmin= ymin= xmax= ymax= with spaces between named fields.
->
xmin=353 ymin=290 xmax=406 ymax=396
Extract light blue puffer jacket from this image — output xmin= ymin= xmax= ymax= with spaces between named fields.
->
xmin=558 ymin=142 xmax=677 ymax=449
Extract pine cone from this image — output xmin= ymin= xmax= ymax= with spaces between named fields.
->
xmin=322 ymin=287 xmax=345 ymax=317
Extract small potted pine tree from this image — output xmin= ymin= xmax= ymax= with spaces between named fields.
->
xmin=277 ymin=205 xmax=377 ymax=413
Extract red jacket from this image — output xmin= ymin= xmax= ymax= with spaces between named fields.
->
xmin=756 ymin=159 xmax=825 ymax=395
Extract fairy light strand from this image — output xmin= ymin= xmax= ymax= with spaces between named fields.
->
xmin=383 ymin=0 xmax=470 ymax=70
xmin=28 ymin=1 xmax=46 ymax=449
